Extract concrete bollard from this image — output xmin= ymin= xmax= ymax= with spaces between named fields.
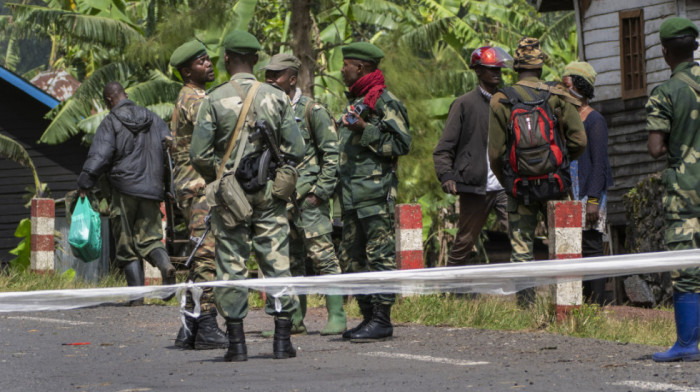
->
xmin=30 ymin=198 xmax=55 ymax=274
xmin=395 ymin=203 xmax=423 ymax=270
xmin=547 ymin=200 xmax=583 ymax=321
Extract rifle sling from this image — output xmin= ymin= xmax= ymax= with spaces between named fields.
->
xmin=216 ymin=81 xmax=261 ymax=180
xmin=516 ymin=80 xmax=581 ymax=106
xmin=673 ymin=71 xmax=700 ymax=95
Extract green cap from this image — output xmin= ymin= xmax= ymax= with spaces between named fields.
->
xmin=659 ymin=17 xmax=699 ymax=40
xmin=169 ymin=40 xmax=207 ymax=68
xmin=341 ymin=42 xmax=384 ymax=63
xmin=223 ymin=30 xmax=262 ymax=54
xmin=263 ymin=53 xmax=301 ymax=72
xmin=563 ymin=61 xmax=597 ymax=87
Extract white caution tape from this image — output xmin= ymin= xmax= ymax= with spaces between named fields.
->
xmin=1 ymin=249 xmax=700 ymax=313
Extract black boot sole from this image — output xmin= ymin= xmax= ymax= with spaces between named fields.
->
xmin=223 ymin=353 xmax=248 ymax=362
xmin=273 ymin=350 xmax=297 ymax=359
xmin=349 ymin=335 xmax=393 ymax=343
xmin=195 ymin=341 xmax=229 ymax=350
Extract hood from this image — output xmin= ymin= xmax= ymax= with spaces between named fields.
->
xmin=110 ymin=99 xmax=153 ymax=133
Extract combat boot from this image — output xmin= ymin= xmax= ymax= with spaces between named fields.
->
xmin=320 ymin=295 xmax=347 ymax=335
xmin=262 ymin=296 xmax=306 ymax=337
xmin=146 ymin=247 xmax=176 ymax=285
xmin=349 ymin=303 xmax=393 ymax=343
xmin=273 ymin=317 xmax=297 ymax=359
xmin=223 ymin=320 xmax=247 ymax=362
xmin=653 ymin=292 xmax=700 ymax=362
xmin=174 ymin=314 xmax=197 ymax=349
xmin=194 ymin=309 xmax=228 ymax=350
xmin=123 ymin=260 xmax=144 ymax=306
xmin=342 ymin=301 xmax=373 ymax=339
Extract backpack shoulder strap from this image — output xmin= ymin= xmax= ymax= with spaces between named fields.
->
xmin=498 ymin=86 xmax=523 ymax=106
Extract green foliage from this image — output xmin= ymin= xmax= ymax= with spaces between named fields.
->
xmin=9 ymin=218 xmax=31 ymax=271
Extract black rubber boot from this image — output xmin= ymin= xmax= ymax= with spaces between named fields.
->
xmin=342 ymin=301 xmax=373 ymax=339
xmin=349 ymin=304 xmax=393 ymax=343
xmin=273 ymin=318 xmax=297 ymax=359
xmin=194 ymin=309 xmax=228 ymax=350
xmin=223 ymin=320 xmax=247 ymax=362
xmin=123 ymin=260 xmax=144 ymax=306
xmin=174 ymin=314 xmax=197 ymax=349
xmin=146 ymin=248 xmax=176 ymax=285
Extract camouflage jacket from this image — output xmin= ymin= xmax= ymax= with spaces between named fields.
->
xmin=190 ymin=73 xmax=304 ymax=184
xmin=488 ymin=76 xmax=587 ymax=185
xmin=646 ymin=61 xmax=700 ymax=219
xmin=170 ymin=85 xmax=206 ymax=202
xmin=337 ymin=90 xmax=412 ymax=211
xmin=293 ymin=92 xmax=339 ymax=201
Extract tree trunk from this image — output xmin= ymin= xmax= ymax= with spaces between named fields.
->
xmin=290 ymin=0 xmax=315 ymax=98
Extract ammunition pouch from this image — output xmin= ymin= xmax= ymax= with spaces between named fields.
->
xmin=271 ymin=164 xmax=299 ymax=201
xmin=205 ymin=172 xmax=253 ymax=228
xmin=235 ymin=151 xmax=272 ymax=194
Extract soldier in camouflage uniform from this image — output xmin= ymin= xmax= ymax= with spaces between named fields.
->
xmin=190 ymin=31 xmax=304 ymax=362
xmin=168 ymin=40 xmax=228 ymax=350
xmin=336 ymin=42 xmax=412 ymax=342
xmin=488 ymin=37 xmax=586 ymax=307
xmin=263 ymin=53 xmax=347 ymax=336
xmin=646 ymin=17 xmax=700 ymax=362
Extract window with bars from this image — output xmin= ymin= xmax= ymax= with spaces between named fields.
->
xmin=619 ymin=9 xmax=647 ymax=99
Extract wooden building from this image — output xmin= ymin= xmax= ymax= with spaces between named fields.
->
xmin=0 ymin=66 xmax=86 ymax=263
xmin=533 ymin=0 xmax=698 ymax=252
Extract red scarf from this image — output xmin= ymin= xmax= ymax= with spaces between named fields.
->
xmin=349 ymin=69 xmax=386 ymax=110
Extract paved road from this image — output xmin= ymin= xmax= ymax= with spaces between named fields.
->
xmin=1 ymin=304 xmax=699 ymax=392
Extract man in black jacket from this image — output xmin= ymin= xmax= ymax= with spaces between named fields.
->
xmin=77 ymin=81 xmax=175 ymax=289
xmin=433 ymin=46 xmax=512 ymax=266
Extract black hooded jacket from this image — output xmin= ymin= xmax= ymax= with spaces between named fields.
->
xmin=77 ymin=99 xmax=170 ymax=201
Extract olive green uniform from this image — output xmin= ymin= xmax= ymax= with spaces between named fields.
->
xmin=337 ymin=90 xmax=412 ymax=306
xmin=289 ymin=93 xmax=341 ymax=277
xmin=488 ymin=77 xmax=587 ymax=261
xmin=190 ymin=73 xmax=304 ymax=320
xmin=170 ymin=85 xmax=217 ymax=312
xmin=646 ymin=61 xmax=700 ymax=293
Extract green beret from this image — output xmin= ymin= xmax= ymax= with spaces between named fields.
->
xmin=169 ymin=40 xmax=207 ymax=68
xmin=563 ymin=61 xmax=597 ymax=87
xmin=223 ymin=30 xmax=262 ymax=54
xmin=659 ymin=17 xmax=699 ymax=40
xmin=341 ymin=42 xmax=384 ymax=63
xmin=263 ymin=53 xmax=301 ymax=72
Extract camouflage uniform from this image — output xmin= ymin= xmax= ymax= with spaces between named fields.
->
xmin=646 ymin=61 xmax=700 ymax=293
xmin=110 ymin=188 xmax=165 ymax=268
xmin=337 ymin=90 xmax=412 ymax=306
xmin=489 ymin=77 xmax=587 ymax=261
xmin=190 ymin=73 xmax=304 ymax=320
xmin=170 ymin=85 xmax=217 ymax=312
xmin=288 ymin=92 xmax=341 ymax=278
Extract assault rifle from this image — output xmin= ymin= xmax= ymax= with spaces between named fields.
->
xmin=248 ymin=119 xmax=302 ymax=214
xmin=184 ymin=213 xmax=211 ymax=268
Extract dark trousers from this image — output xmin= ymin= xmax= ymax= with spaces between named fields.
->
xmin=582 ymin=229 xmax=608 ymax=305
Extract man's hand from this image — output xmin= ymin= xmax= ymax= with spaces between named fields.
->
xmin=78 ymin=188 xmax=89 ymax=198
xmin=342 ymin=113 xmax=366 ymax=133
xmin=305 ymin=194 xmax=322 ymax=207
xmin=441 ymin=180 xmax=457 ymax=195
xmin=585 ymin=202 xmax=599 ymax=225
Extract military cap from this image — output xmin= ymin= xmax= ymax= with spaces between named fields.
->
xmin=563 ymin=61 xmax=597 ymax=87
xmin=263 ymin=53 xmax=301 ymax=72
xmin=513 ymin=37 xmax=547 ymax=70
xmin=169 ymin=40 xmax=207 ymax=68
xmin=222 ymin=30 xmax=262 ymax=54
xmin=659 ymin=17 xmax=699 ymax=40
xmin=341 ymin=42 xmax=384 ymax=64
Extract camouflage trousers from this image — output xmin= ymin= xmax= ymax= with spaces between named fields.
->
xmin=507 ymin=195 xmax=550 ymax=262
xmin=110 ymin=189 xmax=165 ymax=269
xmin=210 ymin=183 xmax=299 ymax=320
xmin=179 ymin=190 xmax=217 ymax=312
xmin=288 ymin=198 xmax=342 ymax=278
xmin=338 ymin=203 xmax=396 ymax=305
xmin=665 ymin=217 xmax=700 ymax=293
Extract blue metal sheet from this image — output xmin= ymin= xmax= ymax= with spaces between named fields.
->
xmin=0 ymin=66 xmax=60 ymax=109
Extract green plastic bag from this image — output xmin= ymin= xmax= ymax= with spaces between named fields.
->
xmin=68 ymin=196 xmax=102 ymax=262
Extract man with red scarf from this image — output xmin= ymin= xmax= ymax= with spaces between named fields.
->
xmin=337 ymin=42 xmax=412 ymax=342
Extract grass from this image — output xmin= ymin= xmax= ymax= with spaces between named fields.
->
xmin=0 ymin=268 xmax=676 ymax=347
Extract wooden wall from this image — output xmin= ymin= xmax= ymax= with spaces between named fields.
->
xmin=0 ymin=78 xmax=86 ymax=263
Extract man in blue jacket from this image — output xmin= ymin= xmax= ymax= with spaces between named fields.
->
xmin=78 ymin=81 xmax=175 ymax=290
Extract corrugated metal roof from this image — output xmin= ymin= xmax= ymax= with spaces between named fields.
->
xmin=0 ymin=66 xmax=60 ymax=109
xmin=30 ymin=69 xmax=80 ymax=102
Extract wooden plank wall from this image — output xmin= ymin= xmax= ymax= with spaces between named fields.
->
xmin=0 ymin=79 xmax=86 ymax=263
xmin=580 ymin=0 xmax=677 ymax=227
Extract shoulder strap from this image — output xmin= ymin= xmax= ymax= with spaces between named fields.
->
xmin=674 ymin=71 xmax=700 ymax=94
xmin=216 ymin=81 xmax=261 ymax=180
xmin=516 ymin=79 xmax=581 ymax=106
